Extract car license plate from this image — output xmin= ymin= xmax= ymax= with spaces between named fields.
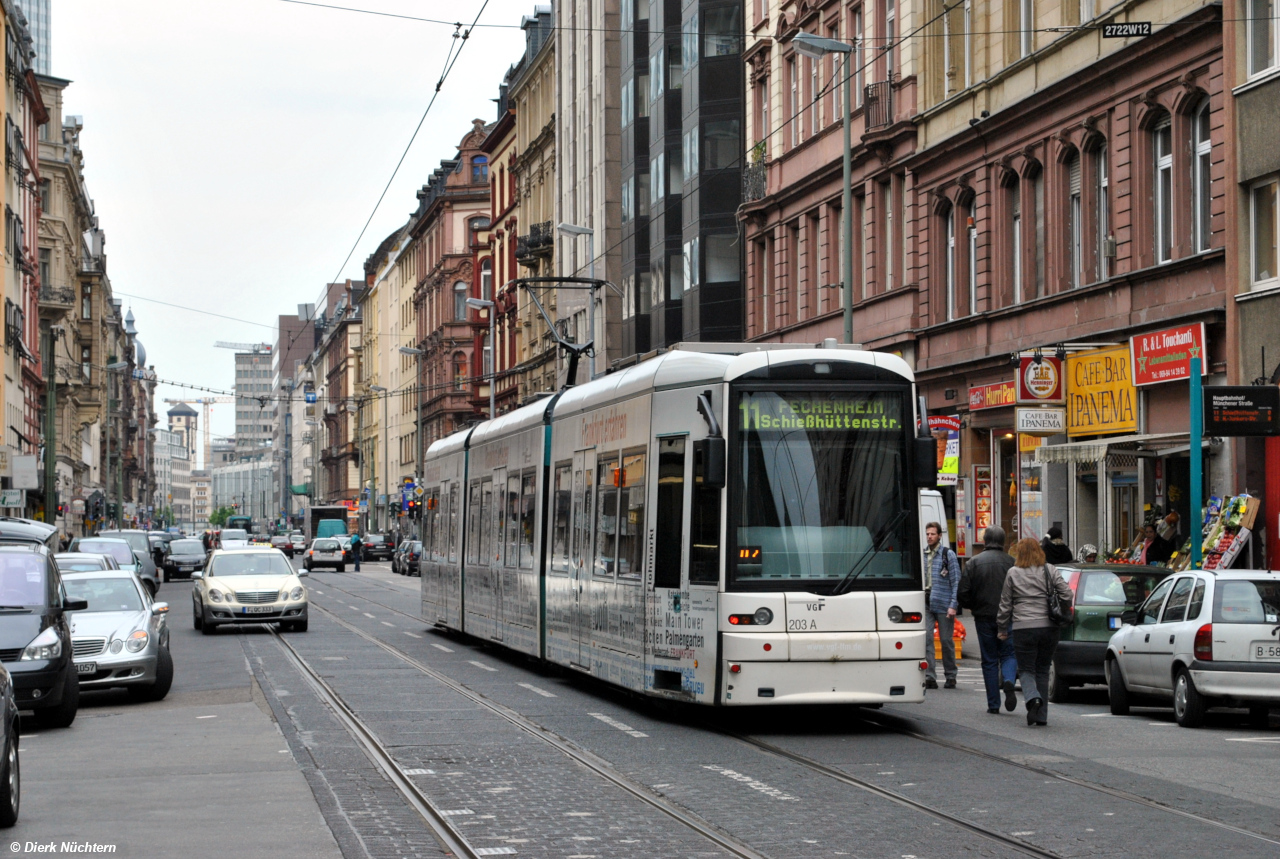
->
xmin=1253 ymin=642 xmax=1280 ymax=661
xmin=243 ymin=606 xmax=274 ymax=615
xmin=179 ymin=566 xmax=193 ymax=572
xmin=76 ymin=662 xmax=96 ymax=675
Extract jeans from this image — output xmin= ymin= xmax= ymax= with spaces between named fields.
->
xmin=353 ymin=548 xmax=361 ymax=572
xmin=925 ymin=609 xmax=956 ymax=682
xmin=974 ymin=618 xmax=1018 ymax=710
xmin=1013 ymin=626 xmax=1059 ymax=718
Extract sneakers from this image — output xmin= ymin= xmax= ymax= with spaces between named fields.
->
xmin=1002 ymin=680 xmax=1017 ymax=712
xmin=924 ymin=677 xmax=939 ymax=689
xmin=943 ymin=678 xmax=957 ymax=689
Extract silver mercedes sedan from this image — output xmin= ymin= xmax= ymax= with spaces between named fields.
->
xmin=62 ymin=570 xmax=173 ymax=701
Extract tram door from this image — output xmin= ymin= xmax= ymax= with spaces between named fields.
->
xmin=570 ymin=448 xmax=595 ymax=668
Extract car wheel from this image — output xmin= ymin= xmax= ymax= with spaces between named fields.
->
xmin=0 ymin=720 xmax=19 ymax=827
xmin=129 ymin=647 xmax=173 ymax=702
xmin=1047 ymin=659 xmax=1069 ymax=703
xmin=1107 ymin=658 xmax=1130 ymax=715
xmin=201 ymin=615 xmax=218 ymax=636
xmin=337 ymin=564 xmax=346 ymax=573
xmin=1174 ymin=667 xmax=1207 ymax=728
xmin=291 ymin=619 xmax=308 ymax=632
xmin=193 ymin=599 xmax=204 ymax=630
xmin=37 ymin=668 xmax=79 ymax=730
xmin=1248 ymin=704 xmax=1271 ymax=728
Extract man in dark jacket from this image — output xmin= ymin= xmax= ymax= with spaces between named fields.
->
xmin=959 ymin=526 xmax=1019 ymax=714
xmin=1041 ymin=526 xmax=1074 ymax=564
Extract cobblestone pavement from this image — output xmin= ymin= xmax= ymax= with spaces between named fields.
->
xmin=283 ymin=565 xmax=1280 ymax=859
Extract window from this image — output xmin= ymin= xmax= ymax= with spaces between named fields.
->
xmin=810 ymin=56 xmax=820 ymax=134
xmin=754 ymin=80 xmax=770 ymax=148
xmin=505 ymin=473 xmax=521 ymax=566
xmin=706 ymin=234 xmax=739 ymax=282
xmin=885 ymin=0 xmax=897 ymax=75
xmin=38 ymin=247 xmax=50 ymax=287
xmin=453 ymin=281 xmax=468 ymax=320
xmin=1081 ymin=0 xmax=1095 ymax=20
xmin=39 ymin=180 xmax=49 ymax=213
xmin=1032 ymin=170 xmax=1045 ymax=297
xmin=668 ymin=252 xmax=685 ymax=300
xmin=967 ymin=217 xmax=977 ymax=315
xmin=1193 ymin=100 xmax=1211 ymax=253
xmin=519 ymin=471 xmax=535 ymax=569
xmin=653 ymin=438 xmax=685 ymax=588
xmin=1252 ymin=179 xmax=1278 ymax=289
xmin=703 ymin=120 xmax=739 ymax=169
xmin=651 ymin=152 xmax=665 ymax=199
xmin=853 ymin=8 xmax=864 ymax=106
xmin=1154 ymin=117 xmax=1173 ymax=263
xmin=1249 ymin=0 xmax=1277 ymax=76
xmin=1020 ymin=0 xmax=1033 ymax=57
xmin=637 ymin=171 xmax=650 ymax=218
xmin=684 ymin=237 xmax=700 ymax=290
xmin=466 ymin=481 xmax=482 ymax=564
xmin=471 ymin=156 xmax=488 ymax=184
xmin=828 ymin=24 xmax=842 ymax=121
xmin=81 ymin=346 xmax=90 ymax=380
xmin=481 ymin=259 xmax=493 ymax=300
xmin=1067 ymin=150 xmax=1082 ymax=288
xmin=668 ymin=43 xmax=682 ymax=90
xmin=1160 ymin=576 xmax=1195 ymax=624
xmin=453 ymin=355 xmax=467 ymax=390
xmin=621 ymin=176 xmax=633 ymax=223
xmin=690 ymin=438 xmax=721 ymax=585
xmin=650 ymin=48 xmax=664 ymax=104
xmin=594 ymin=458 xmax=618 ymax=578
xmin=788 ymin=58 xmax=800 ymax=147
xmin=1096 ymin=145 xmax=1110 ymax=282
xmin=1011 ymin=178 xmax=1023 ymax=304
xmin=703 ymin=6 xmax=742 ymax=57
xmin=617 ymin=453 xmax=645 ymax=579
xmin=635 ymin=73 xmax=650 ymax=118
xmin=944 ymin=207 xmax=956 ymax=321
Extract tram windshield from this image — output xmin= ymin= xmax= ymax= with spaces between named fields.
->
xmin=731 ymin=389 xmax=915 ymax=593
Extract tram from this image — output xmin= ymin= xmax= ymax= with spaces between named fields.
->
xmin=419 ymin=344 xmax=938 ymax=706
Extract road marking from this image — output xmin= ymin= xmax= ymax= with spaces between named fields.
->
xmin=197 ymin=715 xmax=216 ymax=719
xmin=440 ymin=809 xmax=474 ymax=816
xmin=518 ymin=682 xmax=557 ymax=697
xmin=1011 ymin=832 xmax=1035 ymax=837
xmin=565 ymin=812 xmax=595 ymax=816
xmin=363 ymin=612 xmax=376 ymax=619
xmin=1225 ymin=737 xmax=1280 ymax=743
xmin=1148 ymin=722 xmax=1176 ymax=727
xmin=1081 ymin=713 xmax=1115 ymax=717
xmin=381 ymin=621 xmax=395 ymax=627
xmin=402 ymin=768 xmax=434 ymax=775
xmin=321 ymin=656 xmax=347 ymax=661
xmin=349 ymin=605 xmax=360 ymax=611
xmin=431 ymin=643 xmax=454 ymax=652
xmin=404 ymin=631 xmax=422 ymax=639
xmin=702 ymin=764 xmax=799 ymax=801
xmin=588 ymin=712 xmax=647 ymax=737
xmin=877 ymin=771 xmax=895 ymax=775
xmin=474 ymin=849 xmax=517 ymax=856
xmin=469 ymin=660 xmax=498 ymax=672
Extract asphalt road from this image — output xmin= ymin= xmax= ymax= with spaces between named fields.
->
xmin=7 ymin=562 xmax=1278 ymax=859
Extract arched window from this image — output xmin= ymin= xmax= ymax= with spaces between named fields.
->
xmin=453 ymin=281 xmax=468 ymax=321
xmin=471 ymin=156 xmax=489 ymax=184
xmin=1009 ymin=175 xmax=1022 ymax=305
xmin=1192 ymin=99 xmax=1211 ymax=252
xmin=481 ymin=259 xmax=493 ymax=300
xmin=1095 ymin=143 xmax=1110 ymax=282
xmin=1065 ymin=148 xmax=1082 ymax=288
xmin=943 ymin=205 xmax=956 ymax=321
xmin=1153 ymin=113 xmax=1173 ymax=263
xmin=453 ymin=352 xmax=468 ymax=390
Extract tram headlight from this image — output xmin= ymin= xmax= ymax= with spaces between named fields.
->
xmin=752 ymin=607 xmax=773 ymax=626
xmin=888 ymin=606 xmax=904 ymax=623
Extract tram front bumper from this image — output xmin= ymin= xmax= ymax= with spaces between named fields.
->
xmin=721 ymin=658 xmax=927 ymax=705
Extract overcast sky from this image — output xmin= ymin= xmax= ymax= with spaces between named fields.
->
xmin=52 ymin=0 xmax=532 ymax=452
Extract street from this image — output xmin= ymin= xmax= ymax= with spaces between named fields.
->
xmin=7 ymin=560 xmax=1277 ymax=859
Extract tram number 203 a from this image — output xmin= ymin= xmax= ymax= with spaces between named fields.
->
xmin=788 ymin=619 xmax=818 ymax=631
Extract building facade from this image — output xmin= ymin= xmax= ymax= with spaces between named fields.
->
xmin=234 ymin=348 xmax=274 ymax=456
xmin=191 ymin=468 xmax=210 ymax=531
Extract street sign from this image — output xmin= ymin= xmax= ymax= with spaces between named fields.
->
xmin=1016 ymin=407 xmax=1067 ymax=436
xmin=1017 ymin=356 xmax=1065 ymax=404
xmin=413 ymin=485 xmax=425 ymax=498
xmin=0 ymin=489 xmax=24 ymax=508
xmin=1103 ymin=22 xmax=1151 ymax=37
xmin=1204 ymin=386 xmax=1280 ymax=436
xmin=1130 ymin=323 xmax=1207 ymax=386
xmin=305 ymin=391 xmax=317 ymax=404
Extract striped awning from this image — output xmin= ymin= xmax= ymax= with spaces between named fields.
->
xmin=1034 ymin=432 xmax=1193 ymax=465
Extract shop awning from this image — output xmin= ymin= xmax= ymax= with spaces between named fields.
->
xmin=1034 ymin=432 xmax=1194 ymax=465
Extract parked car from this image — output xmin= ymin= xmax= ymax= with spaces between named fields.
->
xmin=68 ymin=537 xmax=158 ymax=596
xmin=362 ymin=534 xmax=393 ymax=561
xmin=148 ymin=531 xmax=173 ymax=569
xmin=54 ymin=553 xmax=121 ymax=574
xmin=0 ymin=518 xmax=60 ymax=553
xmin=96 ymin=531 xmax=162 ymax=594
xmin=270 ymin=535 xmax=294 ymax=558
xmin=191 ymin=548 xmax=308 ymax=633
xmin=0 ymin=663 xmax=19 ymax=826
xmin=63 ymin=570 xmax=172 ymax=701
xmin=1106 ymin=569 xmax=1280 ymax=727
xmin=164 ymin=539 xmax=208 ymax=580
xmin=403 ymin=541 xmax=422 ymax=577
xmin=303 ymin=538 xmax=345 ymax=572
xmin=0 ymin=545 xmax=88 ymax=728
xmin=391 ymin=542 xmax=411 ymax=575
xmin=1047 ymin=564 xmax=1174 ymax=702
xmin=336 ymin=534 xmax=353 ymax=562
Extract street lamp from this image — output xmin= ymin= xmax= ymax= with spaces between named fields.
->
xmin=106 ymin=361 xmax=129 ymax=529
xmin=369 ymin=384 xmax=388 ymax=531
xmin=399 ymin=347 xmax=425 ymax=525
xmin=466 ymin=297 xmax=496 ymax=419
xmin=557 ymin=222 xmax=597 ymax=380
xmin=792 ymin=32 xmax=854 ymax=345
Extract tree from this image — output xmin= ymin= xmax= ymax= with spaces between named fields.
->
xmin=209 ymin=506 xmax=236 ymax=528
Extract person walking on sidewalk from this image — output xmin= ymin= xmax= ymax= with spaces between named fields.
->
xmin=998 ymin=538 xmax=1074 ymax=727
xmin=959 ymin=526 xmax=1018 ymax=714
xmin=350 ymin=532 xmax=363 ymax=572
xmin=923 ymin=522 xmax=961 ymax=690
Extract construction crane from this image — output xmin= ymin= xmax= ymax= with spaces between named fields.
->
xmin=214 ymin=341 xmax=273 ymax=354
xmin=162 ymin=397 xmax=234 ymax=468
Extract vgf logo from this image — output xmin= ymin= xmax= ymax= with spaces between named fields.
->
xmin=805 ymin=599 xmax=826 ymax=611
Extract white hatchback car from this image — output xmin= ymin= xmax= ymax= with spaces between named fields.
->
xmin=1106 ymin=569 xmax=1280 ymax=727
xmin=192 ymin=548 xmax=308 ymax=633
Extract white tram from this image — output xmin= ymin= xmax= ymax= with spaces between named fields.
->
xmin=420 ymin=344 xmax=938 ymax=705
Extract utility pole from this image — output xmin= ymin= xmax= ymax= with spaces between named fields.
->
xmin=42 ymin=326 xmax=58 ymax=524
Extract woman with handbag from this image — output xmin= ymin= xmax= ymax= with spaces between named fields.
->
xmin=997 ymin=538 xmax=1075 ymax=727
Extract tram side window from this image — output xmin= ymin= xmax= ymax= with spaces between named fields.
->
xmin=617 ymin=453 xmax=646 ymax=581
xmin=494 ymin=471 xmax=507 ymax=566
xmin=520 ymin=471 xmax=536 ymax=569
xmin=425 ymin=489 xmax=438 ymax=560
xmin=505 ymin=474 xmax=521 ymax=566
xmin=572 ymin=466 xmax=587 ymax=568
xmin=447 ymin=484 xmax=459 ymax=563
xmin=595 ymin=457 xmax=619 ymax=578
xmin=551 ymin=463 xmax=572 ymax=574
xmin=466 ymin=481 xmax=482 ymax=564
xmin=689 ymin=442 xmax=721 ymax=585
xmin=480 ymin=479 xmax=493 ymax=564
xmin=653 ymin=439 xmax=684 ymax=589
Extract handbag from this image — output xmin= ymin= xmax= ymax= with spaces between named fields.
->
xmin=1043 ymin=564 xmax=1073 ymax=626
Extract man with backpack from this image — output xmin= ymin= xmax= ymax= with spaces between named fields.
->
xmin=923 ymin=521 xmax=961 ymax=689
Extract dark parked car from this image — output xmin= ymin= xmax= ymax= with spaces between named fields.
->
xmin=0 ymin=545 xmax=88 ymax=728
xmin=96 ymin=531 xmax=161 ymax=594
xmin=148 ymin=531 xmax=172 ymax=569
xmin=164 ymin=538 xmax=208 ymax=580
xmin=0 ymin=663 xmax=19 ymax=826
xmin=270 ymin=535 xmax=294 ymax=558
xmin=391 ymin=542 xmax=411 ymax=575
xmin=362 ymin=534 xmax=393 ymax=561
xmin=403 ymin=541 xmax=422 ymax=577
xmin=0 ymin=518 xmax=60 ymax=554
xmin=1048 ymin=563 xmax=1175 ymax=702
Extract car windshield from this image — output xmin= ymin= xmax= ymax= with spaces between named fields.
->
xmin=313 ymin=540 xmax=339 ymax=551
xmin=1075 ymin=570 xmax=1168 ymax=605
xmin=209 ymin=552 xmax=294 ymax=577
xmin=64 ymin=577 xmax=143 ymax=613
xmin=77 ymin=540 xmax=135 ymax=565
xmin=56 ymin=556 xmax=108 ymax=572
xmin=103 ymin=532 xmax=150 ymax=553
xmin=221 ymin=529 xmax=249 ymax=541
xmin=1213 ymin=579 xmax=1280 ymax=624
xmin=0 ymin=554 xmax=47 ymax=606
xmin=171 ymin=540 xmax=204 ymax=554
xmin=732 ymin=389 xmax=913 ymax=592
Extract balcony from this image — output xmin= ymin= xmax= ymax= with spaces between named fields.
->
xmin=79 ymin=254 xmax=104 ymax=275
xmin=742 ymin=162 xmax=767 ymax=203
xmin=39 ymin=286 xmax=75 ymax=307
xmin=864 ymin=80 xmax=894 ymax=131
xmin=515 ymin=221 xmax=554 ymax=266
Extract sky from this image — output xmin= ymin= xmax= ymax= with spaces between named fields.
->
xmin=51 ymin=0 xmax=533 ymax=449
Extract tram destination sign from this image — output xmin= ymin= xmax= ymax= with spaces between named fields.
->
xmin=1204 ymin=386 xmax=1280 ymax=436
xmin=739 ymin=393 xmax=903 ymax=432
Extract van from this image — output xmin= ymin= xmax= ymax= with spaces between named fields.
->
xmin=919 ymin=489 xmax=950 ymax=553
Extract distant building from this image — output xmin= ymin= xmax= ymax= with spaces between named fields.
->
xmin=16 ymin=0 xmax=49 ymax=75
xmin=166 ymin=401 xmax=198 ymax=461
xmin=234 ymin=349 xmax=274 ymax=455
xmin=190 ymin=469 xmax=211 ymax=531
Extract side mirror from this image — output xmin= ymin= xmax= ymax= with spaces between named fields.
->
xmin=191 ymin=570 xmax=204 ymax=579
xmin=152 ymin=602 xmax=169 ymax=615
xmin=297 ymin=569 xmax=309 ymax=577
xmin=694 ymin=437 xmax=726 ymax=489
xmin=913 ymin=436 xmax=939 ymax=488
xmin=63 ymin=598 xmax=89 ymax=612
xmin=1121 ymin=609 xmax=1137 ymax=626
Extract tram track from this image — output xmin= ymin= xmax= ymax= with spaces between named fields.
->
xmin=306 ymin=572 xmax=1280 ymax=852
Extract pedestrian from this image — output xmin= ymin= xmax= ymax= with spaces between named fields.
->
xmin=1040 ymin=526 xmax=1074 ymax=564
xmin=922 ymin=522 xmax=961 ymax=690
xmin=350 ymin=532 xmax=363 ymax=572
xmin=958 ymin=526 xmax=1018 ymax=715
xmin=1076 ymin=543 xmax=1098 ymax=563
xmin=1138 ymin=524 xmax=1173 ymax=564
xmin=998 ymin=538 xmax=1074 ymax=727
